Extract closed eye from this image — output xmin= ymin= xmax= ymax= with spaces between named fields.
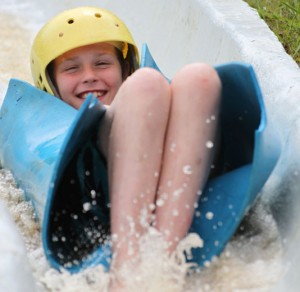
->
xmin=64 ymin=65 xmax=79 ymax=72
xmin=95 ymin=61 xmax=111 ymax=68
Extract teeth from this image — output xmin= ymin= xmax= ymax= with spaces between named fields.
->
xmin=81 ymin=91 xmax=105 ymax=99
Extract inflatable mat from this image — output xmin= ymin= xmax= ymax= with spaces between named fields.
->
xmin=0 ymin=44 xmax=280 ymax=273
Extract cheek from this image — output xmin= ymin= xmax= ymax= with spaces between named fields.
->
xmin=111 ymin=68 xmax=124 ymax=91
xmin=55 ymin=75 xmax=74 ymax=97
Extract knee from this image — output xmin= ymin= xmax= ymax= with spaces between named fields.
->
xmin=120 ymin=67 xmax=171 ymax=108
xmin=172 ymin=63 xmax=221 ymax=104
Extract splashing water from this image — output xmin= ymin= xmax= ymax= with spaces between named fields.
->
xmin=0 ymin=168 xmax=283 ymax=291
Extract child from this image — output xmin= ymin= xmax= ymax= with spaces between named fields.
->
xmin=31 ymin=6 xmax=221 ymax=276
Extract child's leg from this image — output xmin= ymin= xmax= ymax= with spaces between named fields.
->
xmin=103 ymin=68 xmax=171 ymax=269
xmin=154 ymin=63 xmax=221 ymax=252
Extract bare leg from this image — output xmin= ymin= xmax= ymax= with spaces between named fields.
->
xmin=103 ymin=68 xmax=171 ymax=269
xmin=97 ymin=64 xmax=221 ymax=285
xmin=154 ymin=63 xmax=221 ymax=252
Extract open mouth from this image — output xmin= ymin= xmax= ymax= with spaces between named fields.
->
xmin=78 ymin=91 xmax=107 ymax=100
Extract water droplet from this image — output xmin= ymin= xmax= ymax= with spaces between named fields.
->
xmin=172 ymin=209 xmax=179 ymax=216
xmin=167 ymin=180 xmax=172 ymax=187
xmin=149 ymin=203 xmax=155 ymax=211
xmin=173 ymin=188 xmax=183 ymax=197
xmin=83 ymin=202 xmax=92 ymax=212
xmin=52 ymin=235 xmax=59 ymax=242
xmin=206 ymin=141 xmax=214 ymax=148
xmin=170 ymin=143 xmax=176 ymax=152
xmin=183 ymin=165 xmax=193 ymax=174
xmin=206 ymin=211 xmax=214 ymax=220
xmin=197 ymin=189 xmax=202 ymax=196
xmin=90 ymin=190 xmax=96 ymax=198
xmin=156 ymin=198 xmax=164 ymax=207
xmin=111 ymin=233 xmax=118 ymax=242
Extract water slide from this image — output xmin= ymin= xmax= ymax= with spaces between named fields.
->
xmin=0 ymin=0 xmax=300 ymax=291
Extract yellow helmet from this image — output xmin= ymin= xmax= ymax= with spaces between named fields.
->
xmin=31 ymin=6 xmax=139 ymax=95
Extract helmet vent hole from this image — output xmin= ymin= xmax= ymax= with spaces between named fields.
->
xmin=94 ymin=13 xmax=101 ymax=18
xmin=115 ymin=23 xmax=119 ymax=27
xmin=39 ymin=75 xmax=43 ymax=82
xmin=59 ymin=32 xmax=64 ymax=37
xmin=67 ymin=18 xmax=74 ymax=24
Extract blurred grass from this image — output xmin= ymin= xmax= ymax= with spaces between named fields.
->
xmin=244 ymin=0 xmax=300 ymax=65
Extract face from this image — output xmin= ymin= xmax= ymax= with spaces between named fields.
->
xmin=52 ymin=43 xmax=126 ymax=109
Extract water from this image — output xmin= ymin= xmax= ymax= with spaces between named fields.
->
xmin=0 ymin=168 xmax=283 ymax=291
xmin=0 ymin=2 xmax=285 ymax=291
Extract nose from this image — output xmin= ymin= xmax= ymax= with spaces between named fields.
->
xmin=82 ymin=66 xmax=98 ymax=84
